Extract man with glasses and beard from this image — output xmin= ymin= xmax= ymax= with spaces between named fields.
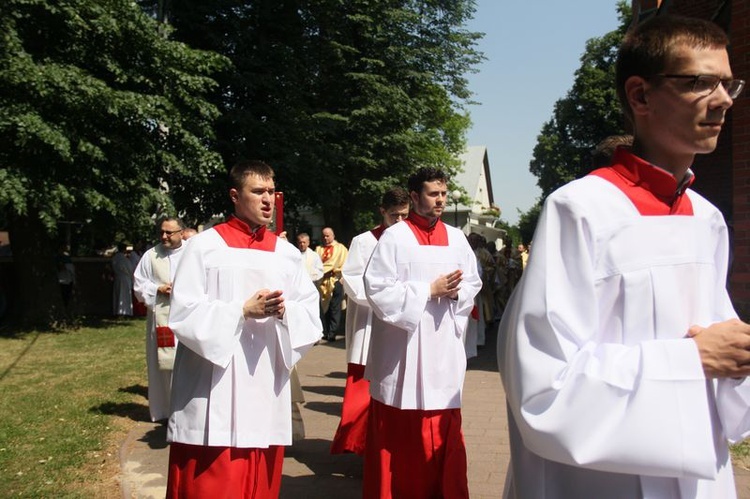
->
xmin=133 ymin=217 xmax=185 ymax=423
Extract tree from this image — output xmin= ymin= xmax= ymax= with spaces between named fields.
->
xmin=521 ymin=1 xmax=631 ymax=237
xmin=148 ymin=0 xmax=484 ymax=241
xmin=0 ymin=0 xmax=227 ymax=326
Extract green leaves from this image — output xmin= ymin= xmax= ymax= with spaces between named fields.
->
xmin=529 ymin=1 xmax=631 ymax=199
xmin=1 ymin=0 xmax=227 ymax=242
xmin=161 ymin=0 xmax=482 ymax=239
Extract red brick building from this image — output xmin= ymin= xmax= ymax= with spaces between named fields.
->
xmin=632 ymin=0 xmax=749 ymax=318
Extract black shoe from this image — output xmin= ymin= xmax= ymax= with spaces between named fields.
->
xmin=326 ymin=333 xmax=336 ymax=341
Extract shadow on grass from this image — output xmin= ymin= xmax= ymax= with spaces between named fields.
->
xmin=91 ymin=400 xmax=151 ymax=423
xmin=0 ymin=330 xmax=41 ymax=381
xmin=0 ymin=314 xmax=141 ymax=338
xmin=120 ymin=384 xmax=148 ymax=399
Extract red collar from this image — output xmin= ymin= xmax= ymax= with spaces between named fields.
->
xmin=370 ymin=224 xmax=386 ymax=241
xmin=405 ymin=213 xmax=448 ymax=246
xmin=588 ymin=148 xmax=694 ymax=216
xmin=213 ymin=216 xmax=277 ymax=251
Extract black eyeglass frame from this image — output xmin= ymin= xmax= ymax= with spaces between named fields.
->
xmin=653 ymin=74 xmax=745 ymax=99
xmin=159 ymin=229 xmax=183 ymax=236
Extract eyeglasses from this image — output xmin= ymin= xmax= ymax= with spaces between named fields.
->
xmin=160 ymin=229 xmax=183 ymax=236
xmin=654 ymin=74 xmax=745 ymax=99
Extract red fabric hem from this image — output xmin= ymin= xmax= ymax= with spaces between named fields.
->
xmin=166 ymin=443 xmax=284 ymax=499
xmin=331 ymin=363 xmax=370 ymax=455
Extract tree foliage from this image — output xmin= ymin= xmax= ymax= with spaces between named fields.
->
xmin=148 ymin=0 xmax=484 ymax=239
xmin=0 ymin=0 xmax=227 ymax=325
xmin=516 ymin=2 xmax=631 ymax=240
xmin=529 ymin=2 xmax=631 ymax=199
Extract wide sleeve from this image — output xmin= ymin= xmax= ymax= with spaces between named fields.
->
xmin=451 ymin=237 xmax=482 ymax=336
xmin=275 ymin=254 xmax=324 ymax=370
xmin=710 ymin=212 xmax=750 ymax=443
xmin=498 ymin=194 xmax=718 ymax=480
xmin=364 ymin=230 xmax=430 ymax=333
xmin=310 ymin=252 xmax=324 ymax=282
xmin=132 ymin=253 xmax=157 ymax=307
xmin=341 ymin=235 xmax=371 ymax=306
xmin=169 ymin=238 xmax=246 ymax=368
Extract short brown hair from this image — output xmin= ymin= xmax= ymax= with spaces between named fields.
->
xmin=591 ymin=134 xmax=633 ymax=169
xmin=407 ymin=167 xmax=448 ymax=194
xmin=229 ymin=160 xmax=275 ymax=190
xmin=616 ymin=15 xmax=728 ymax=126
xmin=381 ymin=187 xmax=410 ymax=209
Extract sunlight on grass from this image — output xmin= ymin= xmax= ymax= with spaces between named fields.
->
xmin=0 ymin=319 xmax=147 ymax=497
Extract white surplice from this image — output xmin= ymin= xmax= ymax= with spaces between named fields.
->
xmin=133 ymin=243 xmax=184 ymax=422
xmin=363 ymin=221 xmax=481 ymax=410
xmin=498 ymin=175 xmax=750 ymax=498
xmin=167 ymin=228 xmax=322 ymax=448
xmin=301 ymin=247 xmax=324 ymax=283
xmin=341 ymin=230 xmax=379 ymax=365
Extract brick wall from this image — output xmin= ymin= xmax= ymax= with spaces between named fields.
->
xmin=729 ymin=0 xmax=750 ymax=318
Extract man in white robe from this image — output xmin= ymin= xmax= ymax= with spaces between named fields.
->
xmin=363 ymin=168 xmax=481 ymax=498
xmin=133 ymin=217 xmax=185 ymax=422
xmin=330 ymin=187 xmax=410 ymax=455
xmin=296 ymin=232 xmax=324 ymax=283
xmin=498 ymin=15 xmax=750 ymax=499
xmin=111 ymin=242 xmax=133 ymax=316
xmin=166 ymin=160 xmax=322 ymax=498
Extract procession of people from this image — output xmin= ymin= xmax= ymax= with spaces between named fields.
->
xmin=28 ymin=11 xmax=750 ymax=499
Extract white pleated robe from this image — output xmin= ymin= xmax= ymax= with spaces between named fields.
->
xmin=167 ymin=227 xmax=322 ymax=448
xmin=363 ymin=221 xmax=481 ymax=410
xmin=342 ymin=229 xmax=379 ymax=365
xmin=133 ymin=243 xmax=184 ymax=422
xmin=498 ymin=174 xmax=750 ymax=498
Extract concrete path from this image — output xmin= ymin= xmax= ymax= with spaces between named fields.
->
xmin=120 ymin=327 xmax=750 ymax=498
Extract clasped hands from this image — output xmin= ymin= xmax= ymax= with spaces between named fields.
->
xmin=689 ymin=318 xmax=750 ymax=378
xmin=243 ymin=289 xmax=285 ymax=320
xmin=430 ymin=269 xmax=462 ymax=300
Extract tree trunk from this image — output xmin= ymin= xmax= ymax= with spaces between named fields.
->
xmin=7 ymin=215 xmax=68 ymax=328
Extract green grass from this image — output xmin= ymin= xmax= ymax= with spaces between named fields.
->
xmin=0 ymin=318 xmax=147 ymax=497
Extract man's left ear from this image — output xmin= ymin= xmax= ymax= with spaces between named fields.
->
xmin=625 ymin=76 xmax=650 ymax=115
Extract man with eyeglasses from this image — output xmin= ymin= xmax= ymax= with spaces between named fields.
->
xmin=133 ymin=217 xmax=185 ymax=422
xmin=499 ymin=15 xmax=750 ymax=498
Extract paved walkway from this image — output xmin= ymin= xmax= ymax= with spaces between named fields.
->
xmin=120 ymin=326 xmax=750 ymax=498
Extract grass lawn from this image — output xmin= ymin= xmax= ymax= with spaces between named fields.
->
xmin=0 ymin=318 xmax=148 ymax=498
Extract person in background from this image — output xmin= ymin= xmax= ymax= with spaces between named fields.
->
xmin=590 ymin=134 xmax=634 ymax=170
xmin=111 ymin=242 xmax=134 ymax=317
xmin=362 ymin=167 xmax=481 ymax=498
xmin=297 ymin=232 xmax=324 ymax=284
xmin=133 ymin=216 xmax=185 ymax=423
xmin=181 ymin=227 xmax=198 ymax=240
xmin=330 ymin=187 xmax=410 ymax=456
xmin=316 ymin=227 xmax=348 ymax=341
